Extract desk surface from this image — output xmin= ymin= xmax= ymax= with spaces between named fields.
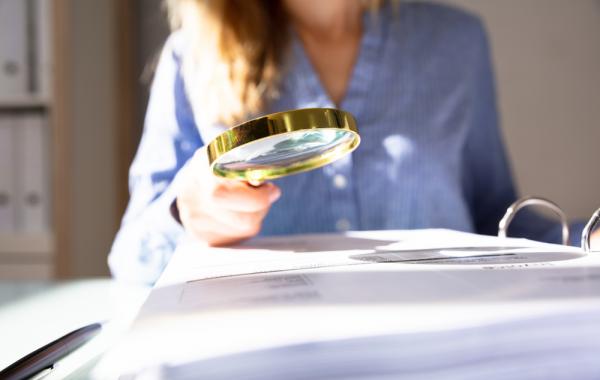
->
xmin=0 ymin=279 xmax=149 ymax=379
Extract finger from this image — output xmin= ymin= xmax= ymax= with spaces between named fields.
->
xmin=184 ymin=210 xmax=260 ymax=243
xmin=184 ymin=217 xmax=249 ymax=246
xmin=213 ymin=208 xmax=268 ymax=236
xmin=180 ymin=198 xmax=264 ymax=237
xmin=189 ymin=206 xmax=267 ymax=237
xmin=212 ymin=181 xmax=281 ymax=213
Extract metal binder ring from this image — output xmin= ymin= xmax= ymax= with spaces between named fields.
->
xmin=498 ymin=196 xmax=569 ymax=245
xmin=582 ymin=207 xmax=600 ymax=253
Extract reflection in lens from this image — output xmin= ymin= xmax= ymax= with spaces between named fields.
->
xmin=214 ymin=129 xmax=355 ymax=173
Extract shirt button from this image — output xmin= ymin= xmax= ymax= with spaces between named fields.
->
xmin=181 ymin=141 xmax=193 ymax=151
xmin=336 ymin=218 xmax=351 ymax=232
xmin=333 ymin=174 xmax=347 ymax=189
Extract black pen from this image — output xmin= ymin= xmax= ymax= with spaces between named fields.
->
xmin=0 ymin=322 xmax=102 ymax=380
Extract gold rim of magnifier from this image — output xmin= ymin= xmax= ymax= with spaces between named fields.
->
xmin=207 ymin=108 xmax=360 ymax=182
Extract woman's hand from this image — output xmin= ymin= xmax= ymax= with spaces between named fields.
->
xmin=176 ymin=147 xmax=281 ymax=246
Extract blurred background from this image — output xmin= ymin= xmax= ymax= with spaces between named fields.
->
xmin=0 ymin=0 xmax=598 ymax=280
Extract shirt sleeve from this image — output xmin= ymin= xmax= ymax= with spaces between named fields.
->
xmin=461 ymin=21 xmax=577 ymax=246
xmin=108 ymin=32 xmax=203 ymax=285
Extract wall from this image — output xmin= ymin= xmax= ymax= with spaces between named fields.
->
xmin=440 ymin=0 xmax=600 ymax=220
xmin=134 ymin=0 xmax=170 ymax=146
xmin=67 ymin=0 xmax=117 ymax=276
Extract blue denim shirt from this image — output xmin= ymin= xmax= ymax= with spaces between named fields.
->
xmin=109 ymin=2 xmax=573 ymax=284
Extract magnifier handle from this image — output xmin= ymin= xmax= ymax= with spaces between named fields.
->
xmin=247 ymin=180 xmax=264 ymax=188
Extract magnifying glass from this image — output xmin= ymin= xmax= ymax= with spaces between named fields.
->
xmin=207 ymin=108 xmax=360 ymax=184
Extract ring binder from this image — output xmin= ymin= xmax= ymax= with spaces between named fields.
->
xmin=582 ymin=208 xmax=600 ymax=253
xmin=499 ymin=196 xmax=599 ymax=253
xmin=498 ymin=196 xmax=569 ymax=245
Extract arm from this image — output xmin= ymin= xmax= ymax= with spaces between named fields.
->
xmin=108 ymin=33 xmax=203 ymax=284
xmin=461 ymin=21 xmax=567 ymax=245
xmin=108 ymin=32 xmax=281 ymax=284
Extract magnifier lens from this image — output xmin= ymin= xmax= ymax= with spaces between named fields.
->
xmin=214 ymin=129 xmax=354 ymax=173
xmin=208 ymin=108 xmax=359 ymax=182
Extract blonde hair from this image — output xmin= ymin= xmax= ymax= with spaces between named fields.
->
xmin=167 ymin=0 xmax=383 ymax=126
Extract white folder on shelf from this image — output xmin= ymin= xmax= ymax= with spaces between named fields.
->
xmin=35 ymin=0 xmax=52 ymax=99
xmin=14 ymin=113 xmax=49 ymax=234
xmin=0 ymin=117 xmax=16 ymax=233
xmin=0 ymin=0 xmax=28 ymax=98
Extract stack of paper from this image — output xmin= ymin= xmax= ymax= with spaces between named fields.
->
xmin=95 ymin=229 xmax=600 ymax=379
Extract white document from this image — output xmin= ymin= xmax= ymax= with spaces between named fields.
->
xmin=96 ymin=230 xmax=600 ymax=379
xmin=14 ymin=114 xmax=49 ymax=233
xmin=0 ymin=117 xmax=16 ymax=232
xmin=155 ymin=229 xmax=587 ymax=285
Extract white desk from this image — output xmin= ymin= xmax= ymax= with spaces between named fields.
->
xmin=0 ymin=279 xmax=149 ymax=379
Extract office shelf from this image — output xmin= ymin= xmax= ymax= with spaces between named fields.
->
xmin=0 ymin=233 xmax=54 ymax=256
xmin=0 ymin=97 xmax=50 ymax=110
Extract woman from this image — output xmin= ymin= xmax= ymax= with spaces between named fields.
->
xmin=109 ymin=0 xmax=595 ymax=284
